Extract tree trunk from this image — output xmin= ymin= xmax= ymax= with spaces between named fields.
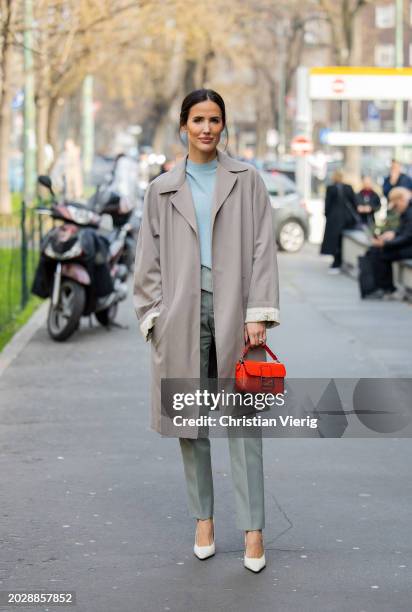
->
xmin=152 ymin=104 xmax=171 ymax=154
xmin=36 ymin=30 xmax=51 ymax=175
xmin=344 ymin=99 xmax=361 ymax=185
xmin=255 ymin=114 xmax=268 ymax=158
xmin=47 ymin=97 xmax=63 ymax=171
xmin=255 ymin=71 xmax=270 ymax=158
xmin=0 ymin=3 xmax=16 ymax=214
xmin=183 ymin=59 xmax=197 ymax=95
xmin=268 ymin=80 xmax=277 ymax=133
xmin=199 ymin=48 xmax=215 ymax=86
xmin=343 ymin=8 xmax=362 ymax=185
xmin=0 ymin=80 xmax=12 ymax=214
xmin=36 ymin=95 xmax=50 ymax=175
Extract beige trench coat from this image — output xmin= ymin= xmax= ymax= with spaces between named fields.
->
xmin=133 ymin=149 xmax=280 ymax=438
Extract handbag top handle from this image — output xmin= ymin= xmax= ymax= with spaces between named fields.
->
xmin=241 ymin=342 xmax=280 ymax=363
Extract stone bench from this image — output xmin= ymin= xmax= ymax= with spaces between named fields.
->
xmin=342 ymin=229 xmax=412 ymax=295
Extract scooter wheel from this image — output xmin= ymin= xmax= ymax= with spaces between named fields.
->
xmin=47 ymin=280 xmax=85 ymax=342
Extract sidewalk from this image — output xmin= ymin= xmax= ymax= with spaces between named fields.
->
xmin=0 ymin=243 xmax=411 ymax=612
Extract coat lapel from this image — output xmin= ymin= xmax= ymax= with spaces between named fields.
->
xmin=211 ymin=163 xmax=238 ymax=233
xmin=160 ymin=156 xmax=199 ymax=238
xmin=158 ymin=149 xmax=248 ymax=238
xmin=170 ymin=180 xmax=199 ymax=238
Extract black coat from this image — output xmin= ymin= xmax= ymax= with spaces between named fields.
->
xmin=383 ymin=173 xmax=412 ymax=198
xmin=356 ymin=189 xmax=381 ymax=226
xmin=320 ymin=182 xmax=357 ymax=255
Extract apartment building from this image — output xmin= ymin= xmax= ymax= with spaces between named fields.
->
xmin=360 ymin=1 xmax=411 ymax=131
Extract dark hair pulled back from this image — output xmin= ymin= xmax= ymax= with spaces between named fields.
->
xmin=179 ymin=89 xmax=228 ymax=149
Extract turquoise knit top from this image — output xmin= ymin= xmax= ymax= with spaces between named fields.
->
xmin=185 ymin=156 xmax=218 ymax=269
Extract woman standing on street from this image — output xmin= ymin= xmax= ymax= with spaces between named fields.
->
xmin=133 ymin=89 xmax=279 ymax=573
xmin=320 ymin=170 xmax=358 ymax=274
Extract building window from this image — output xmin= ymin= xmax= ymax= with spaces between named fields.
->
xmin=375 ymin=44 xmax=395 ymax=66
xmin=375 ymin=4 xmax=395 ymax=28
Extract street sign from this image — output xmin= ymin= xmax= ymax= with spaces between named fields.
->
xmin=291 ymin=135 xmax=313 ymax=155
xmin=332 ymin=78 xmax=345 ymax=95
xmin=309 ymin=67 xmax=412 ymax=101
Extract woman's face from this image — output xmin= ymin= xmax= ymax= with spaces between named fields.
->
xmin=182 ymin=100 xmax=224 ymax=155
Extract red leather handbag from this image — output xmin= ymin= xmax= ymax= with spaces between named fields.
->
xmin=235 ymin=342 xmax=286 ymax=394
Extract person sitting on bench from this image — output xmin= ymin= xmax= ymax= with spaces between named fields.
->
xmin=364 ymin=187 xmax=412 ymax=300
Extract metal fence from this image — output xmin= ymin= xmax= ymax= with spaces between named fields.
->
xmin=0 ymin=201 xmax=51 ymax=332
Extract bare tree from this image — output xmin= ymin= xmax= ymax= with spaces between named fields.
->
xmin=32 ymin=0 xmax=143 ymax=170
xmin=318 ymin=0 xmax=378 ymax=180
xmin=227 ymin=0 xmax=320 ymax=154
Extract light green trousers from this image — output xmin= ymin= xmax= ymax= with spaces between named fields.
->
xmin=178 ymin=286 xmax=265 ymax=531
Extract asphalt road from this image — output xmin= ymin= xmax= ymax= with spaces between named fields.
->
xmin=0 ymin=243 xmax=411 ymax=612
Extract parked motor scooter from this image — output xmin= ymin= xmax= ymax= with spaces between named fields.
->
xmin=87 ymin=154 xmax=143 ymax=273
xmin=31 ymin=175 xmax=129 ymax=341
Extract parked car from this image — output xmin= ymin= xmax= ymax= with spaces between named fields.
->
xmin=259 ymin=171 xmax=309 ymax=253
xmin=262 ymin=159 xmax=295 ymax=182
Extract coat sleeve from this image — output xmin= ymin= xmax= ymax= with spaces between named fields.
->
xmin=324 ymin=185 xmax=333 ymax=217
xmin=244 ymin=170 xmax=280 ymax=328
xmin=133 ymin=182 xmax=162 ymax=342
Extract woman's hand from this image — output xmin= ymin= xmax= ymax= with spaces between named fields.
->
xmin=244 ymin=322 xmax=266 ymax=347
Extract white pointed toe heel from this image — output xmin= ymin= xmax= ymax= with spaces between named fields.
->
xmin=194 ymin=540 xmax=215 ymax=560
xmin=193 ymin=519 xmax=215 ymax=560
xmin=244 ymin=552 xmax=266 ymax=572
xmin=243 ymin=533 xmax=266 ymax=573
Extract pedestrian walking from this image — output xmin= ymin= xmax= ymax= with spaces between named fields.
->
xmin=133 ymin=88 xmax=280 ymax=573
xmin=320 ymin=170 xmax=358 ymax=273
xmin=356 ymin=175 xmax=381 ymax=227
